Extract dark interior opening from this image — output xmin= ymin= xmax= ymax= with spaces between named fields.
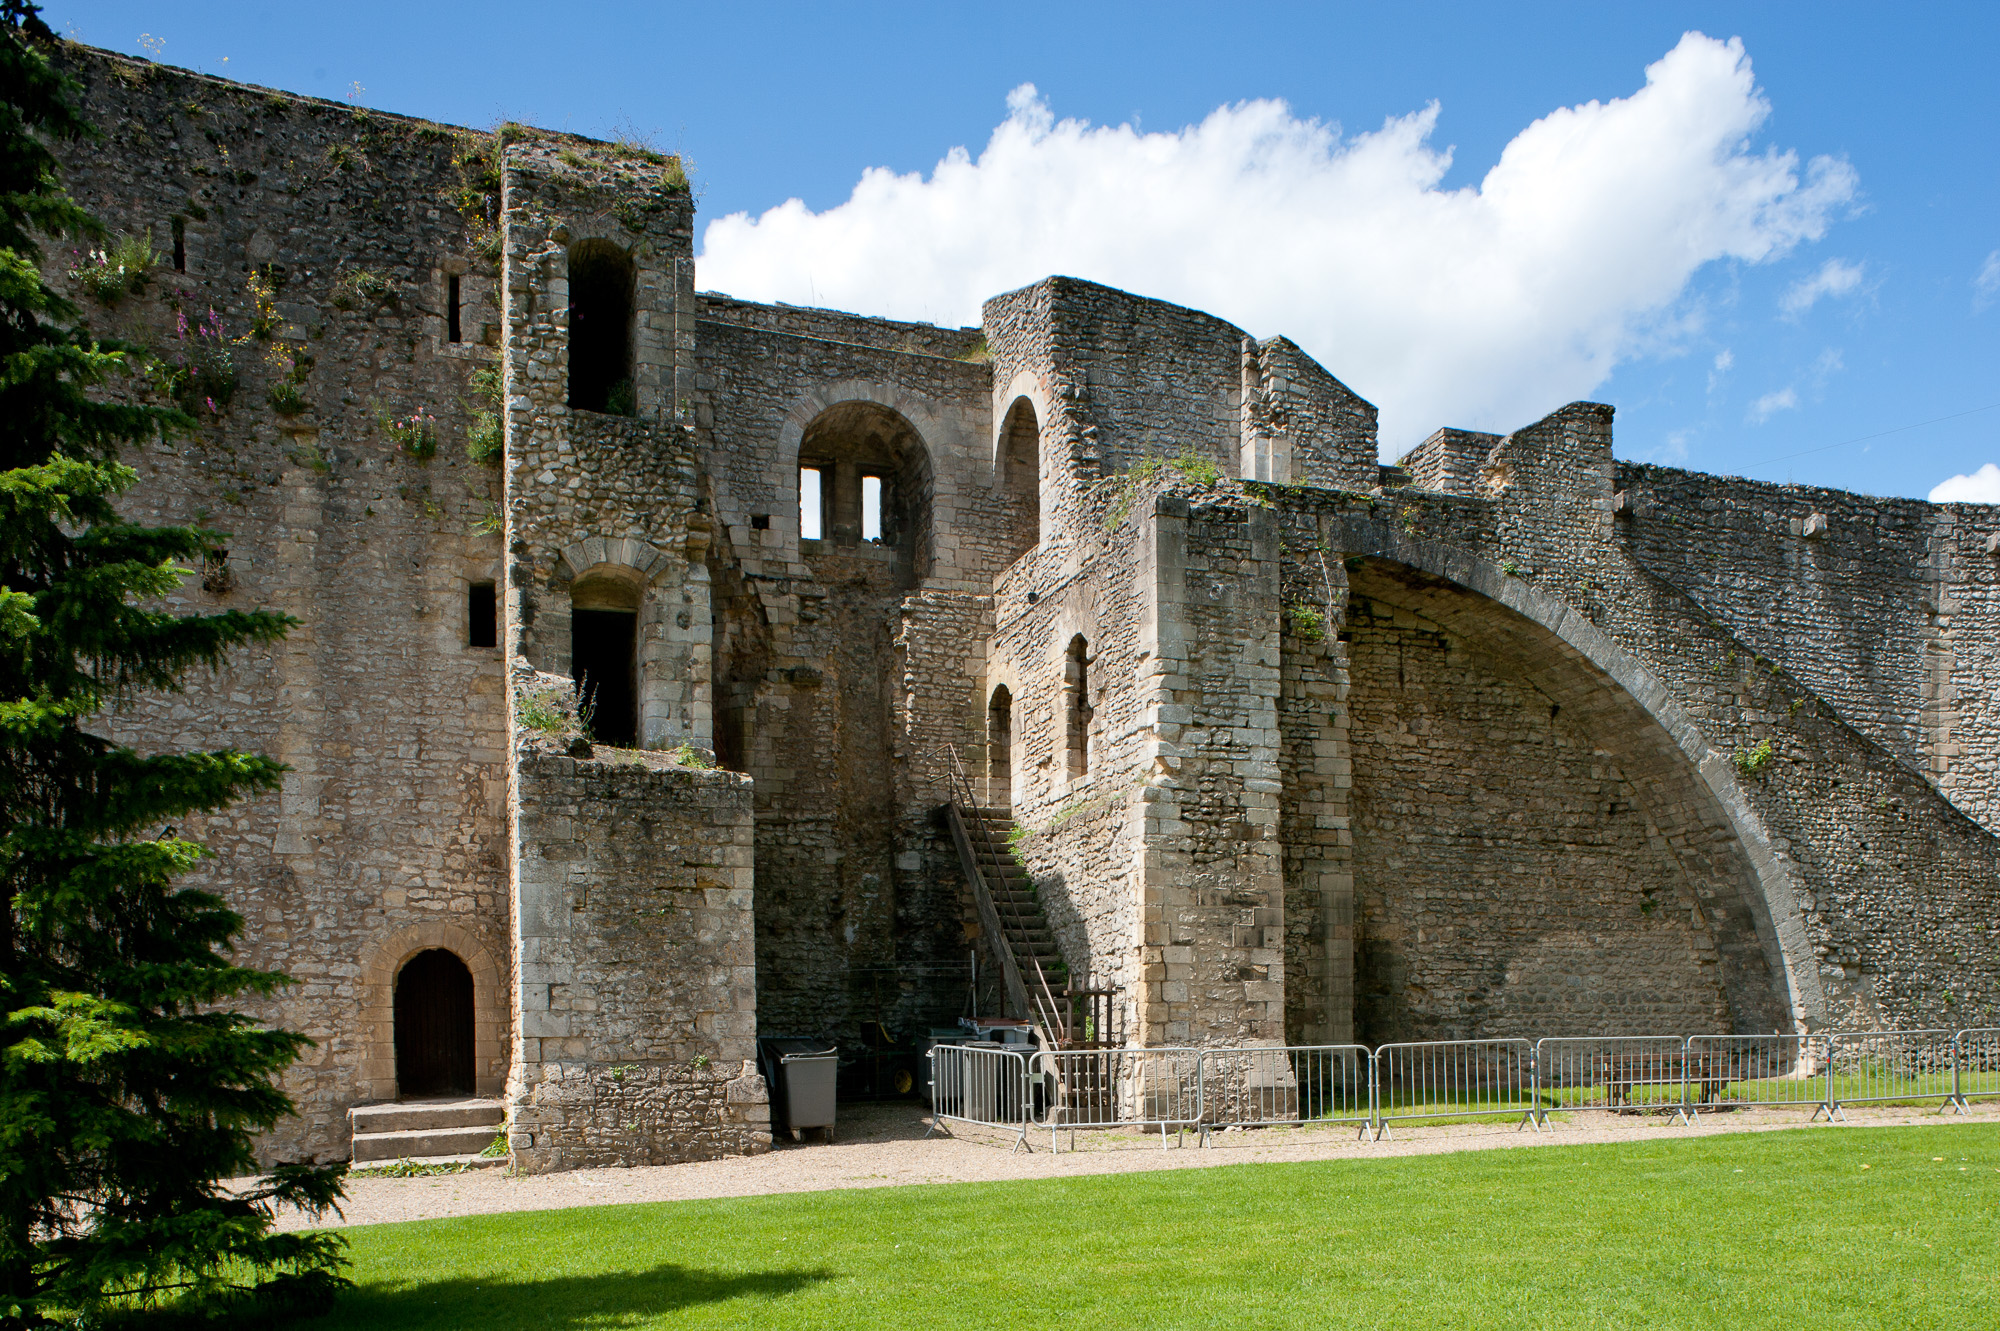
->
xmin=447 ymin=273 xmax=462 ymax=343
xmin=1066 ymin=635 xmax=1091 ymax=779
xmin=394 ymin=948 xmax=475 ymax=1098
xmin=567 ymin=240 xmax=635 ymax=414
xmin=999 ymin=396 xmax=1040 ymax=562
xmin=987 ymin=684 xmax=1012 ymax=802
xmin=468 ymin=580 xmax=496 ymax=648
xmin=572 ymin=607 xmax=638 ymax=746
xmin=170 ymin=216 xmax=185 ymax=272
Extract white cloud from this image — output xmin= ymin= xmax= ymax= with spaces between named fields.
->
xmin=1929 ymin=463 xmax=2000 ymax=504
xmin=1708 ymin=348 xmax=1733 ymax=393
xmin=1976 ymin=251 xmax=2000 ymax=311
xmin=700 ymin=32 xmax=1856 ymax=452
xmin=1779 ymin=258 xmax=1865 ymax=318
xmin=1748 ymin=387 xmax=1798 ymax=422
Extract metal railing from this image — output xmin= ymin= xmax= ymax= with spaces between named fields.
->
xmin=1373 ymin=1039 xmax=1539 ymax=1139
xmin=1198 ymin=1044 xmax=1374 ymax=1143
xmin=1684 ymin=1034 xmax=1832 ymax=1117
xmin=927 ymin=1042 xmax=1034 ymax=1152
xmin=1825 ymin=1029 xmax=1957 ymax=1117
xmin=1034 ymin=1047 xmax=1202 ymax=1152
xmin=924 ymin=1028 xmax=2000 ymax=1149
xmin=1952 ymin=1027 xmax=2000 ymax=1113
xmin=1532 ymin=1036 xmax=1696 ymax=1125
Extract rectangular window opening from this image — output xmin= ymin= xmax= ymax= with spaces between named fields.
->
xmin=799 ymin=467 xmax=823 ymax=540
xmin=468 ymin=580 xmax=497 ymax=648
xmin=749 ymin=513 xmax=770 ymax=530
xmin=170 ymin=216 xmax=185 ymax=272
xmin=861 ymin=474 xmax=883 ymax=543
xmin=447 ymin=273 xmax=462 ymax=343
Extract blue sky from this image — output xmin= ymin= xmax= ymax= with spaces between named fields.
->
xmin=54 ymin=2 xmax=2000 ymax=502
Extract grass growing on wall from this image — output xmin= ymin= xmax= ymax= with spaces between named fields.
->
xmin=305 ymin=1125 xmax=1999 ymax=1329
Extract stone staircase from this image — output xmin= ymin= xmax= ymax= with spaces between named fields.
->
xmin=349 ymin=1097 xmax=508 ymax=1168
xmin=961 ymin=805 xmax=1069 ymax=991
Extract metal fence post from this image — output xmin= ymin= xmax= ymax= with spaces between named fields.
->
xmin=1950 ymin=1031 xmax=1967 ymax=1114
xmin=1368 ymin=1047 xmax=1381 ymax=1139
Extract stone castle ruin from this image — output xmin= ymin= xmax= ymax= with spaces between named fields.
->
xmin=56 ymin=48 xmax=2000 ymax=1171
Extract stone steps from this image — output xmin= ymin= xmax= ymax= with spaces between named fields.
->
xmin=350 ymin=1096 xmax=505 ymax=1164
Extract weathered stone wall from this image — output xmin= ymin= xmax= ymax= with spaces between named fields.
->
xmin=507 ymin=746 xmax=766 ymax=1172
xmin=689 ymin=304 xmax=1004 ymax=1047
xmin=58 ymin=48 xmax=511 ymax=1163
xmin=499 ymin=138 xmax=712 ymax=752
xmin=1615 ymin=463 xmax=2000 ymax=836
xmin=1342 ymin=582 xmax=1732 ymax=1041
xmin=1318 ymin=403 xmax=2000 ymax=1033
xmin=1134 ymin=499 xmax=1288 ymax=1045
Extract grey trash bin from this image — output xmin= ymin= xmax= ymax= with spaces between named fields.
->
xmin=760 ymin=1038 xmax=839 ymax=1142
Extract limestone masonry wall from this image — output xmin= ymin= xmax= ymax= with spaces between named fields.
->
xmin=50 ymin=43 xmax=2000 ymax=1177
xmin=508 ymin=748 xmax=765 ymax=1172
xmin=60 ymin=49 xmax=510 ymax=1164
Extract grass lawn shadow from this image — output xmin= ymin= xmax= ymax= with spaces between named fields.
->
xmin=310 ymin=1262 xmax=834 ymax=1329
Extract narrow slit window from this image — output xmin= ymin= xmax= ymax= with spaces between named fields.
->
xmin=799 ymin=467 xmax=823 ymax=540
xmin=447 ymin=274 xmax=462 ymax=343
xmin=170 ymin=216 xmax=185 ymax=271
xmin=861 ymin=474 xmax=883 ymax=543
xmin=468 ymin=581 xmax=497 ymax=648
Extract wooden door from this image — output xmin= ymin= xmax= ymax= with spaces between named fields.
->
xmin=394 ymin=949 xmax=475 ymax=1098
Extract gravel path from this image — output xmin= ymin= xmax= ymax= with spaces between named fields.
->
xmin=277 ymin=1100 xmax=2000 ymax=1231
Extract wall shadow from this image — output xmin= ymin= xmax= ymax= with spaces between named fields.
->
xmin=309 ymin=1262 xmax=834 ymax=1329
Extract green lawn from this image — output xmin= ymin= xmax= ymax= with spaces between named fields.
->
xmin=309 ymin=1125 xmax=2000 ymax=1330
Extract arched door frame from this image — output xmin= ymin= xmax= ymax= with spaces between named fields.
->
xmin=358 ymin=922 xmax=507 ymax=1101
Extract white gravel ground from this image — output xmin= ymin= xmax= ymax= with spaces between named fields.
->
xmin=274 ymin=1100 xmax=2000 ymax=1232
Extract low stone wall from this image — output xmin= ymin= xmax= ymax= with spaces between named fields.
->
xmin=507 ymin=747 xmax=767 ymax=1172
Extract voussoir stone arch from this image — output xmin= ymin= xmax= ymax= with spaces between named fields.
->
xmin=357 ymin=921 xmax=507 ymax=1102
xmin=991 ymin=369 xmax=1053 ymax=478
xmin=1329 ymin=513 xmax=1827 ymax=1032
xmin=776 ymin=380 xmax=946 ymax=481
xmin=555 ymin=536 xmax=671 ymax=585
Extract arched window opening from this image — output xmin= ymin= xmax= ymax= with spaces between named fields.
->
xmin=987 ymin=685 xmax=1013 ymax=806
xmin=394 ymin=949 xmax=474 ymax=1098
xmin=566 ymin=240 xmax=635 ymax=415
xmin=571 ymin=569 xmax=641 ymax=747
xmin=797 ymin=402 xmax=932 ymax=583
xmin=1065 ymin=635 xmax=1091 ymax=780
xmin=999 ymin=397 xmax=1041 ymax=563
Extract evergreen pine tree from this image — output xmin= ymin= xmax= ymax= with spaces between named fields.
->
xmin=0 ymin=5 xmax=349 ymax=1322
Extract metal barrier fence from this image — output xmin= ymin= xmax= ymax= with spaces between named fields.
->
xmin=929 ymin=1030 xmax=2000 ymax=1150
xmin=1684 ymin=1034 xmax=1833 ymax=1117
xmin=1826 ymin=1029 xmax=1957 ymax=1117
xmin=1033 ymin=1047 xmax=1202 ymax=1152
xmin=1954 ymin=1028 xmax=2000 ymax=1112
xmin=1198 ymin=1045 xmax=1373 ymax=1143
xmin=927 ymin=1043 xmax=1033 ymax=1152
xmin=1372 ymin=1039 xmax=1538 ymax=1139
xmin=1532 ymin=1036 xmax=1696 ymax=1125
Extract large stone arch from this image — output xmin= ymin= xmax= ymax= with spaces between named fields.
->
xmin=773 ymin=381 xmax=945 ymax=560
xmin=1328 ymin=515 xmax=1824 ymax=1033
xmin=357 ymin=921 xmax=507 ymax=1102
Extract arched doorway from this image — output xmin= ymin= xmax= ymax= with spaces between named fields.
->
xmin=570 ymin=566 xmax=642 ymax=747
xmin=394 ymin=949 xmax=475 ymax=1098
